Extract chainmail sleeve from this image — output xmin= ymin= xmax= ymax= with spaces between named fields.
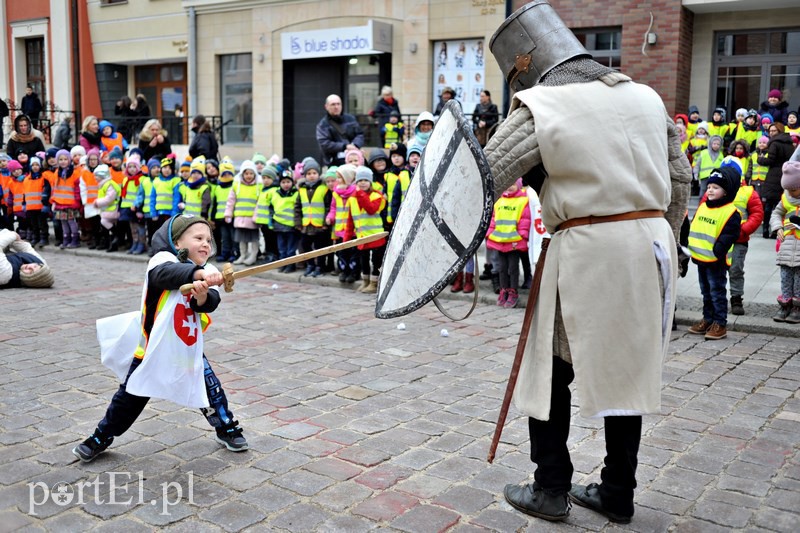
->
xmin=484 ymin=105 xmax=543 ymax=199
xmin=665 ymin=113 xmax=692 ymax=243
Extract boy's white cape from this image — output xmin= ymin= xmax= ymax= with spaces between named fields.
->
xmin=96 ymin=252 xmax=220 ymax=408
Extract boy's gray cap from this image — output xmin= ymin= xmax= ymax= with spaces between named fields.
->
xmin=355 ymin=165 xmax=373 ymax=183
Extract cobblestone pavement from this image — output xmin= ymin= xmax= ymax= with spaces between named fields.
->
xmin=1 ymin=251 xmax=799 ymax=532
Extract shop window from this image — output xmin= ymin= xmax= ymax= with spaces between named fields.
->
xmin=575 ymin=29 xmax=621 ymax=69
xmin=220 ymin=54 xmax=253 ymax=144
xmin=100 ymin=0 xmax=128 ymax=5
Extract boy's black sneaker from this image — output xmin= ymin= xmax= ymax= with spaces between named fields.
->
xmin=72 ymin=434 xmax=113 ymax=463
xmin=215 ymin=423 xmax=248 ymax=452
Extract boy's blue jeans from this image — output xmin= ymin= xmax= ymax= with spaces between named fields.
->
xmin=276 ymin=230 xmax=299 ymax=260
xmin=697 ymin=263 xmax=729 ymax=327
xmin=96 ymin=355 xmax=235 ymax=438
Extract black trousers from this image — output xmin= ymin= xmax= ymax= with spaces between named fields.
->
xmin=530 ymin=357 xmax=641 ymax=517
xmin=96 ymin=354 xmax=235 ymax=439
xmin=360 ymin=245 xmax=385 ymax=276
xmin=301 ymin=232 xmax=329 ymax=268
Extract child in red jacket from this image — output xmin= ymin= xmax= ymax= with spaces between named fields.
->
xmin=486 ymin=178 xmax=531 ymax=308
xmin=345 ymin=166 xmax=387 ymax=294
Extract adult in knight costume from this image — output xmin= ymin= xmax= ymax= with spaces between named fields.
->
xmin=485 ymin=1 xmax=691 ymax=523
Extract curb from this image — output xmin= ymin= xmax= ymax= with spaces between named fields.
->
xmin=51 ymin=246 xmax=800 ymax=338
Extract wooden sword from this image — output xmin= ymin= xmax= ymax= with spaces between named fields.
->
xmin=179 ymin=232 xmax=388 ymax=295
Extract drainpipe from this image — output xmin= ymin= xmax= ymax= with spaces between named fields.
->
xmin=188 ymin=7 xmax=197 ymax=119
xmin=71 ymin=0 xmax=81 ymax=121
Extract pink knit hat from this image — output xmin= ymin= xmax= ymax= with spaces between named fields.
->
xmin=6 ymin=160 xmax=22 ymax=172
xmin=781 ymin=161 xmax=800 ymax=190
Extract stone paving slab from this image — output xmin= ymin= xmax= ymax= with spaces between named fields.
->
xmin=0 ymin=251 xmax=798 ymax=531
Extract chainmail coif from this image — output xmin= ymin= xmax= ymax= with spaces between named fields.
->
xmin=539 ymin=57 xmax=616 ymax=87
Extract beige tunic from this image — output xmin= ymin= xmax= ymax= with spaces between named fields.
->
xmin=487 ymin=78 xmax=691 ymax=420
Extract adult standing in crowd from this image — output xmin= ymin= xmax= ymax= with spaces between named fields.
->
xmin=372 ymin=86 xmax=401 ymax=122
xmin=0 ymin=229 xmax=54 ymax=289
xmin=434 ymin=87 xmax=461 ymax=117
xmin=472 ymin=89 xmax=499 ymax=147
xmin=5 ymin=114 xmax=45 ymax=160
xmin=760 ymin=89 xmax=790 ymax=126
xmin=485 ymin=2 xmax=690 ymax=524
xmin=79 ymin=116 xmax=103 ymax=152
xmin=131 ymin=94 xmax=152 ymax=137
xmin=115 ymin=95 xmax=137 ymax=143
xmin=316 ymin=94 xmax=365 ymax=167
xmin=0 ymin=97 xmax=9 ymax=148
xmin=188 ymin=115 xmax=219 ymax=160
xmin=21 ymin=84 xmax=43 ymax=129
xmin=758 ymin=121 xmax=795 ymax=238
xmin=138 ymin=119 xmax=172 ymax=162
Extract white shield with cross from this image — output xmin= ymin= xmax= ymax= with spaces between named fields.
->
xmin=375 ymin=101 xmax=494 ymax=319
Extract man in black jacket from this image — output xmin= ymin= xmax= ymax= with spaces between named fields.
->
xmin=315 ymin=94 xmax=365 ymax=166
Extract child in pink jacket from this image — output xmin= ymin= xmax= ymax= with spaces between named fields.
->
xmin=486 ymin=178 xmax=531 ymax=308
xmin=326 ymin=164 xmax=359 ymax=283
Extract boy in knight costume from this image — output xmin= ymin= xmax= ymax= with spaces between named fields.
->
xmin=73 ymin=214 xmax=248 ymax=462
xmin=485 ymin=1 xmax=691 ymax=523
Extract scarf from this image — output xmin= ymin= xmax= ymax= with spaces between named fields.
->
xmin=121 ymin=172 xmax=142 ymax=198
xmin=81 ymin=130 xmax=102 ymax=145
xmin=10 ymin=130 xmax=35 ymax=143
xmin=415 ymin=130 xmax=431 ymax=144
xmin=187 ymin=175 xmax=207 ymax=189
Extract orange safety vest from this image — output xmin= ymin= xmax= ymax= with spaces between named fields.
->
xmin=7 ymin=179 xmax=25 ymax=213
xmin=82 ymin=168 xmax=99 ymax=204
xmin=51 ymin=174 xmax=80 ymax=207
xmin=0 ymin=175 xmax=9 ymax=207
xmin=110 ymin=167 xmax=126 ymax=186
xmin=23 ymin=176 xmax=46 ymax=210
xmin=101 ymin=134 xmax=124 ymax=153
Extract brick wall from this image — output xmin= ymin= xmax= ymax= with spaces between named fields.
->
xmin=509 ymin=0 xmax=693 ymax=116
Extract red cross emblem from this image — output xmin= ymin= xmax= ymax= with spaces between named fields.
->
xmin=173 ymin=296 xmax=199 ymax=346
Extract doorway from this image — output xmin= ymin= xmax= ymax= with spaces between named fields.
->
xmin=135 ymin=63 xmax=187 ymax=143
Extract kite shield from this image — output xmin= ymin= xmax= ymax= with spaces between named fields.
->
xmin=375 ymin=100 xmax=494 ymax=319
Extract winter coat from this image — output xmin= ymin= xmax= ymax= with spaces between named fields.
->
xmin=138 ymin=130 xmax=173 ymax=162
xmin=758 ymin=133 xmax=796 ymax=202
xmin=327 ymin=184 xmax=356 ymax=239
xmin=293 ymin=179 xmax=331 ymax=236
xmin=20 ymin=93 xmax=42 ymax=120
xmin=373 ymin=98 xmax=401 ymax=121
xmin=79 ymin=131 xmax=103 ymax=152
xmin=316 ymin=114 xmax=365 ymax=166
xmin=485 ymin=189 xmax=531 ymax=253
xmin=760 ymin=100 xmax=790 ymax=126
xmin=700 ymin=186 xmax=763 ymax=244
xmin=770 ymin=192 xmax=800 ymax=268
xmin=486 ymin=74 xmax=691 ymax=421
xmin=94 ymin=176 xmax=120 ymax=228
xmin=223 ymin=179 xmax=258 ymax=230
xmin=188 ymin=130 xmax=219 ymax=161
xmin=5 ymin=115 xmax=45 ymax=160
xmin=0 ymin=229 xmax=46 ymax=288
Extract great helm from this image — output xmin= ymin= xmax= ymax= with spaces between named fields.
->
xmin=490 ymin=0 xmax=591 ymax=92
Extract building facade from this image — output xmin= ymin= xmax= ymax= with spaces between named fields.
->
xmin=2 ymin=1 xmax=799 ymax=160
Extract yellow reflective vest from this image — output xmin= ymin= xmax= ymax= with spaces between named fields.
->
xmin=153 ymin=176 xmax=182 ymax=213
xmin=232 ymin=181 xmax=259 ymax=218
xmin=750 ymin=153 xmax=768 ymax=181
xmin=694 ymin=150 xmax=723 ymax=182
xmin=385 ymin=169 xmax=410 ymax=223
xmin=299 ymin=182 xmax=329 ymax=227
xmin=689 ymin=202 xmax=737 ymax=266
xmin=212 ymin=183 xmax=232 ymax=220
xmin=98 ymin=180 xmax=121 ymax=212
xmin=781 ymin=193 xmax=800 ymax=238
xmin=140 ymin=177 xmax=152 ymax=215
xmin=254 ymin=186 xmax=276 ymax=225
xmin=270 ymin=190 xmax=298 ymax=227
xmin=383 ymin=122 xmax=404 ymax=148
xmin=488 ymin=196 xmax=529 ymax=243
xmin=732 ymin=185 xmax=754 ymax=223
xmin=182 ymin=183 xmax=210 ymax=217
xmin=347 ymin=191 xmax=385 ymax=237
xmin=119 ymin=175 xmax=141 ymax=209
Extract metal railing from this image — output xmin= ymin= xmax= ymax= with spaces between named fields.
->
xmin=2 ymin=100 xmax=79 ymax=148
xmin=355 ymin=112 xmax=503 ymax=147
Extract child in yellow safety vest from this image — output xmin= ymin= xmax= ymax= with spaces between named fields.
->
xmin=693 ymin=135 xmax=724 ymax=193
xmin=749 ymin=136 xmax=770 ymax=235
xmin=224 ymin=160 xmax=260 ymax=266
xmin=212 ymin=162 xmax=237 ymax=262
xmin=381 ymin=111 xmax=405 ymax=149
xmin=72 ymin=214 xmax=249 ymax=463
xmin=387 ymin=143 xmax=411 ymax=226
xmin=269 ymin=169 xmax=300 ymax=271
xmin=769 ymin=161 xmax=800 ymax=323
xmin=485 ymin=178 xmax=531 ymax=309
xmin=345 ymin=165 xmax=387 ymax=294
xmin=120 ymin=155 xmax=146 ymax=255
xmin=93 ymin=164 xmax=120 ymax=251
xmin=179 ymin=160 xmax=212 ymax=221
xmin=687 ymin=166 xmax=742 ymax=340
xmin=293 ymin=158 xmax=331 ymax=277
xmin=327 ymin=164 xmax=359 ymax=284
xmin=252 ymin=166 xmax=279 ymax=264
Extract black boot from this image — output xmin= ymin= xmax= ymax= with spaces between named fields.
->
xmin=491 ymin=272 xmax=501 ymax=295
xmin=479 ymin=263 xmax=493 ymax=280
xmin=730 ymin=295 xmax=744 ymax=316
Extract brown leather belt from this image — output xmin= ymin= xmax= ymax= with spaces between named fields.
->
xmin=555 ymin=210 xmax=665 ymax=232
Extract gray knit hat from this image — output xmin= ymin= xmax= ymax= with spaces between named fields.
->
xmin=302 ymin=157 xmax=321 ymax=176
xmin=355 ymin=165 xmax=373 ymax=183
xmin=20 ymin=263 xmax=54 ymax=288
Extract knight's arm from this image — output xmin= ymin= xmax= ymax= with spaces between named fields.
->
xmin=484 ymin=105 xmax=543 ymax=200
xmin=665 ymin=113 xmax=692 ymax=243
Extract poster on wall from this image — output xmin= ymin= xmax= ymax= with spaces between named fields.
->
xmin=432 ymin=38 xmax=485 ymax=118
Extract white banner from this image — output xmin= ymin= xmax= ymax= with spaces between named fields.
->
xmin=281 ymin=21 xmax=392 ymax=60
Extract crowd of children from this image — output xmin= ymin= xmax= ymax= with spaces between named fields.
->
xmin=678 ymin=90 xmax=800 ymax=337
